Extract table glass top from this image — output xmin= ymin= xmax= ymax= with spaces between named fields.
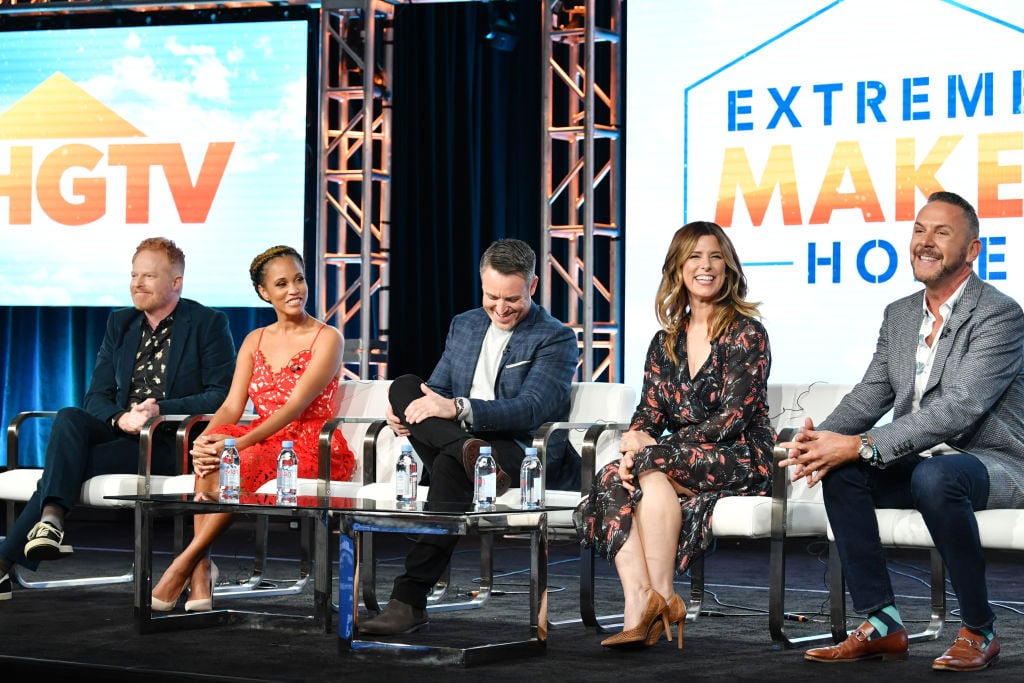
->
xmin=109 ymin=491 xmax=573 ymax=517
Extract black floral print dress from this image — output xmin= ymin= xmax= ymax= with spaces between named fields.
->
xmin=573 ymin=316 xmax=775 ymax=573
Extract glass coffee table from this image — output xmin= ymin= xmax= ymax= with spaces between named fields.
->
xmin=112 ymin=492 xmax=566 ymax=665
xmin=335 ymin=497 xmax=562 ymax=665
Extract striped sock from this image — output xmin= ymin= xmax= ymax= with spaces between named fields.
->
xmin=967 ymin=625 xmax=995 ymax=646
xmin=867 ymin=604 xmax=904 ymax=639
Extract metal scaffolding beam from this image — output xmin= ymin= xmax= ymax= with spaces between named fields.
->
xmin=540 ymin=0 xmax=622 ymax=382
xmin=319 ymin=0 xmax=395 ymax=380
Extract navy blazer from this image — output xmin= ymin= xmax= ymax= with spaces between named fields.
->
xmin=82 ymin=297 xmax=235 ymax=424
xmin=426 ymin=302 xmax=580 ymax=489
xmin=821 ymin=273 xmax=1024 ymax=508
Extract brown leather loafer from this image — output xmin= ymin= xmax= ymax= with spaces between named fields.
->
xmin=461 ymin=438 xmax=510 ymax=497
xmin=932 ymin=627 xmax=1000 ymax=671
xmin=805 ymin=621 xmax=908 ymax=663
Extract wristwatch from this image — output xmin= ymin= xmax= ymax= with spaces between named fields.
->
xmin=454 ymin=397 xmax=467 ymax=420
xmin=858 ymin=434 xmax=876 ymax=464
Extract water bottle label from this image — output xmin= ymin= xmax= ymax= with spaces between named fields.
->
xmin=278 ymin=468 xmax=296 ymax=491
xmin=531 ymin=478 xmax=543 ymax=505
xmin=481 ymin=472 xmax=496 ymax=501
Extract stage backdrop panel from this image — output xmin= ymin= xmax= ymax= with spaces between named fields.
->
xmin=0 ymin=8 xmax=314 ymax=307
xmin=625 ymin=0 xmax=1024 ymax=390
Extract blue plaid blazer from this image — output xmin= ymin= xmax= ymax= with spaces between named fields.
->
xmin=426 ymin=302 xmax=581 ymax=488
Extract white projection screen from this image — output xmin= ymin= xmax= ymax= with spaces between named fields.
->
xmin=0 ymin=7 xmax=315 ymax=307
xmin=625 ymin=0 xmax=1024 ymax=390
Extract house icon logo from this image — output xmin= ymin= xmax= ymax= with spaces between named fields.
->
xmin=0 ymin=72 xmax=235 ymax=226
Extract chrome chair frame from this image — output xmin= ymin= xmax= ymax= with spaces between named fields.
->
xmin=3 ymin=411 xmax=186 ymax=589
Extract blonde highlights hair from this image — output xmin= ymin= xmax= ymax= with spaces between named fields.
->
xmin=655 ymin=222 xmax=760 ymax=364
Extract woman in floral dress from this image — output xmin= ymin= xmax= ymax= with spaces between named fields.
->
xmin=151 ymin=245 xmax=354 ymax=612
xmin=574 ymin=222 xmax=774 ymax=650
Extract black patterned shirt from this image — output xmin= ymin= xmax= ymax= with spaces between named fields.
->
xmin=128 ymin=312 xmax=173 ymax=407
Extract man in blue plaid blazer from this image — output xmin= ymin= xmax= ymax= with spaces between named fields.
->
xmin=361 ymin=239 xmax=579 ymax=636
xmin=781 ymin=192 xmax=1024 ymax=672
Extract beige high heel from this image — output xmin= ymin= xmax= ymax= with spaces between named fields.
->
xmin=600 ymin=588 xmax=671 ymax=650
xmin=185 ymin=560 xmax=219 ymax=612
xmin=665 ymin=593 xmax=686 ymax=650
xmin=151 ymin=574 xmax=190 ymax=612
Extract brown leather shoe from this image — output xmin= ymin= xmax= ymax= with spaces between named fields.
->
xmin=805 ymin=621 xmax=908 ymax=663
xmin=461 ymin=438 xmax=511 ymax=497
xmin=932 ymin=627 xmax=1000 ymax=671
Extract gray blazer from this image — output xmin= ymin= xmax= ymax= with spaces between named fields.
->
xmin=820 ymin=272 xmax=1024 ymax=508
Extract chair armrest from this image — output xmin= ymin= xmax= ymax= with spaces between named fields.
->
xmin=531 ymin=420 xmax=630 ymax=495
xmin=136 ymin=414 xmax=191 ymax=494
xmin=167 ymin=413 xmax=258 ymax=479
xmin=318 ymin=416 xmax=389 ymax=492
xmin=6 ymin=411 xmax=58 ymax=470
xmin=770 ymin=427 xmax=798 ymax=541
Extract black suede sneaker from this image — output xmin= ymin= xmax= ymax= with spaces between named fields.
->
xmin=24 ymin=520 xmax=67 ymax=562
xmin=0 ymin=572 xmax=11 ymax=601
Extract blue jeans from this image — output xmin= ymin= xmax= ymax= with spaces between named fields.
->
xmin=823 ymin=453 xmax=994 ymax=630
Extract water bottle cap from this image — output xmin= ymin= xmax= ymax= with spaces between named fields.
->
xmin=281 ymin=441 xmax=294 ymax=448
xmin=480 ymin=446 xmax=492 ymax=454
xmin=401 ymin=444 xmax=412 ymax=453
xmin=525 ymin=447 xmax=538 ymax=456
xmin=224 ymin=438 xmax=236 ymax=447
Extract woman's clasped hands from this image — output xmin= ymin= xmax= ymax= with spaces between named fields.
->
xmin=191 ymin=433 xmax=230 ymax=478
xmin=618 ymin=430 xmax=656 ymax=494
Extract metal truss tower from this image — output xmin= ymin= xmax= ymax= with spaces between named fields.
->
xmin=540 ymin=0 xmax=623 ymax=382
xmin=319 ymin=0 xmax=395 ymax=380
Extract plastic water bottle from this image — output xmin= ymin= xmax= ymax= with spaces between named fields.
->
xmin=395 ymin=444 xmax=418 ymax=505
xmin=276 ymin=440 xmax=298 ymax=506
xmin=473 ymin=446 xmax=497 ymax=509
xmin=520 ymin=447 xmax=544 ymax=510
xmin=218 ymin=438 xmax=240 ymax=503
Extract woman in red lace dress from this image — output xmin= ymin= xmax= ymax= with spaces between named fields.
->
xmin=574 ymin=222 xmax=774 ymax=651
xmin=151 ymin=245 xmax=354 ymax=612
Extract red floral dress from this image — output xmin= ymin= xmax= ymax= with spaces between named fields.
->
xmin=211 ymin=326 xmax=355 ymax=492
xmin=573 ymin=316 xmax=775 ymax=573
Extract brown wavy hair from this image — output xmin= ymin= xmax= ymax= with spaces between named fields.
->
xmin=249 ymin=245 xmax=304 ymax=302
xmin=655 ymin=221 xmax=760 ymax=364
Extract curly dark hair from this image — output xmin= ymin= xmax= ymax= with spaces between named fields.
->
xmin=249 ymin=245 xmax=304 ymax=301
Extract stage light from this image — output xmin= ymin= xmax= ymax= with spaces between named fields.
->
xmin=553 ymin=0 xmax=586 ymax=30
xmin=485 ymin=1 xmax=518 ymax=52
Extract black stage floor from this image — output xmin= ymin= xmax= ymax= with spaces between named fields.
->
xmin=1 ymin=511 xmax=1021 ymax=681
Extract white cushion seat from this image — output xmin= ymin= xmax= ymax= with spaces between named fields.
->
xmin=827 ymin=508 xmax=1024 ymax=551
xmin=0 ymin=468 xmax=172 ymax=508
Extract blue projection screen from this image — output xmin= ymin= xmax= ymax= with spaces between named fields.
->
xmin=625 ymin=0 xmax=1024 ymax=389
xmin=0 ymin=8 xmax=315 ymax=307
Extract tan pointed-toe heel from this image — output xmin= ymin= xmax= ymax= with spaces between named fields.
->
xmin=666 ymin=593 xmax=686 ymax=650
xmin=600 ymin=589 xmax=670 ymax=650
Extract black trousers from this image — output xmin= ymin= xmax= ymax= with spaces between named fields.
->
xmin=388 ymin=374 xmax=524 ymax=608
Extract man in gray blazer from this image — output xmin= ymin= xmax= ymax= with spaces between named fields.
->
xmin=0 ymin=237 xmax=234 ymax=602
xmin=781 ymin=192 xmax=1024 ymax=672
xmin=361 ymin=238 xmax=579 ymax=636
